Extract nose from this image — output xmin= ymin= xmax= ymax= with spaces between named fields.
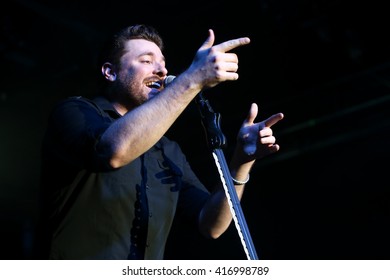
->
xmin=154 ymin=62 xmax=168 ymax=77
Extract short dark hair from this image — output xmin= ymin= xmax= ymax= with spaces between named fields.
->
xmin=99 ymin=24 xmax=164 ymax=67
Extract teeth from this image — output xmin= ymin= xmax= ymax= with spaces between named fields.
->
xmin=147 ymin=81 xmax=161 ymax=89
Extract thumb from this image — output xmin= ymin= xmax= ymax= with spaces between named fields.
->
xmin=245 ymin=103 xmax=258 ymax=125
xmin=198 ymin=29 xmax=215 ymax=51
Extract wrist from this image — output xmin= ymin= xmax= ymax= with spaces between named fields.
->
xmin=231 ymin=174 xmax=250 ymax=185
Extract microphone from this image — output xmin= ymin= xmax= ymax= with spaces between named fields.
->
xmin=163 ymin=75 xmax=176 ymax=87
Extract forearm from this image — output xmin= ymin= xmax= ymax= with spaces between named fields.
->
xmin=198 ymin=181 xmax=246 ymax=239
xmin=198 ymin=144 xmax=256 ymax=238
xmin=98 ymin=73 xmax=202 ymax=168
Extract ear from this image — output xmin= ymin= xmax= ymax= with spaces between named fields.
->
xmin=101 ymin=62 xmax=117 ymax=81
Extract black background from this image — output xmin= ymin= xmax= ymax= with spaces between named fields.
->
xmin=1 ymin=0 xmax=390 ymax=259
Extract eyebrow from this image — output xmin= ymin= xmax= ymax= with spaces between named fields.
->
xmin=138 ymin=51 xmax=166 ymax=62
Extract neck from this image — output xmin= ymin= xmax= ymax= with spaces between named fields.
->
xmin=112 ymin=102 xmax=128 ymax=116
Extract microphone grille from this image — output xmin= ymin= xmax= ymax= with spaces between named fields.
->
xmin=164 ymin=75 xmax=176 ymax=87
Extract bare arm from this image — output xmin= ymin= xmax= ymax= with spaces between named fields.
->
xmin=199 ymin=103 xmax=284 ymax=238
xmin=98 ymin=30 xmax=251 ymax=168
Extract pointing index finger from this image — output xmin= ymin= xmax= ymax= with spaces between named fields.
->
xmin=265 ymin=113 xmax=284 ymax=127
xmin=214 ymin=37 xmax=251 ymax=52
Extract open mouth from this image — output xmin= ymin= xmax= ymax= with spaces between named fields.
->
xmin=146 ymin=81 xmax=162 ymax=89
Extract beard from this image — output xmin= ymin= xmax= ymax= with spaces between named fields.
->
xmin=112 ymin=77 xmax=148 ymax=109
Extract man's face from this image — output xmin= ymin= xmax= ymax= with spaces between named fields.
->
xmin=115 ymin=39 xmax=167 ymax=107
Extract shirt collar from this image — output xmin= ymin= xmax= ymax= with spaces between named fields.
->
xmin=92 ymin=96 xmax=122 ymax=119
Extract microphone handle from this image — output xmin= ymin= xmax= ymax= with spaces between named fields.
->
xmin=195 ymin=92 xmax=227 ymax=150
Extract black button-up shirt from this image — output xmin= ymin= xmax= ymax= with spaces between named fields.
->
xmin=40 ymin=96 xmax=210 ymax=259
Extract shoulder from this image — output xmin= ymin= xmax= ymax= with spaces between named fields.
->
xmin=49 ymin=96 xmax=108 ymax=120
xmin=53 ymin=96 xmax=103 ymax=112
xmin=46 ymin=96 xmax=112 ymax=132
